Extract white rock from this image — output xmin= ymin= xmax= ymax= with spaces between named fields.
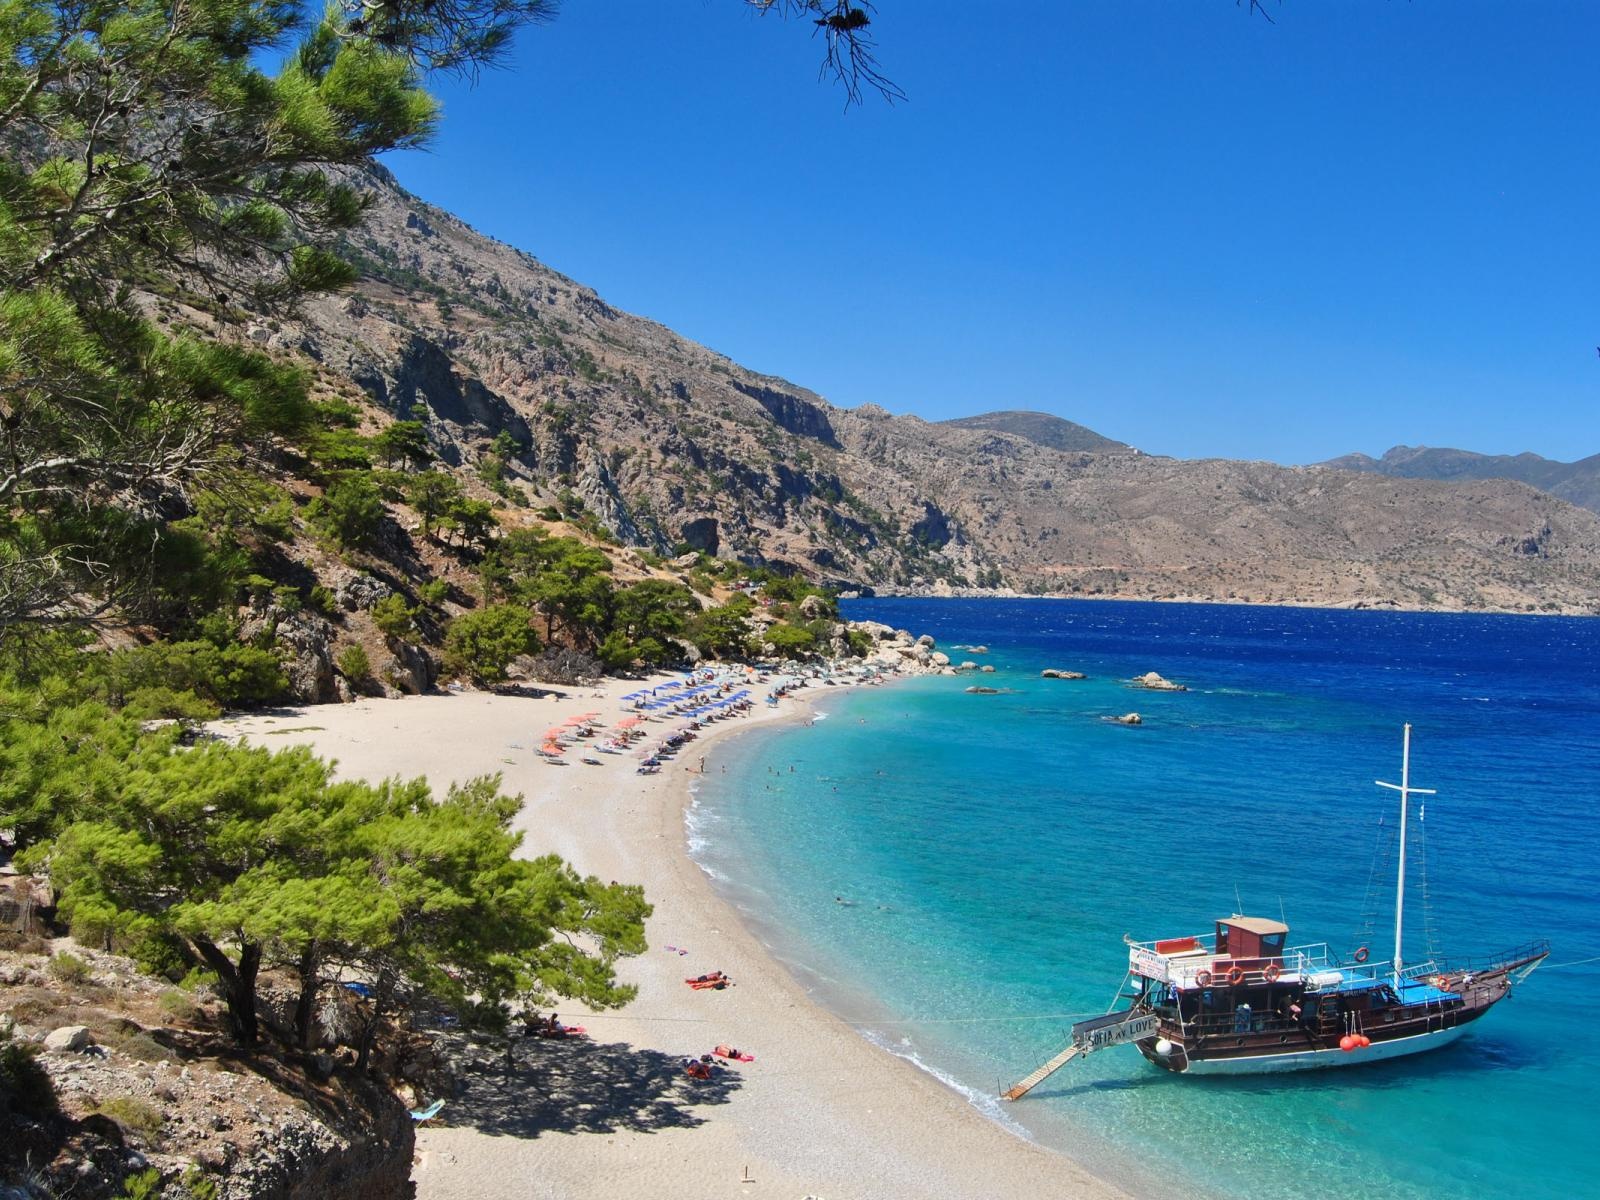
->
xmin=44 ymin=1025 xmax=92 ymax=1052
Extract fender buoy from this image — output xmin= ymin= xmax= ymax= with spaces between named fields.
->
xmin=1353 ymin=946 xmax=1370 ymax=964
xmin=1263 ymin=963 xmax=1282 ymax=983
xmin=1226 ymin=965 xmax=1245 ymax=986
xmin=1195 ymin=970 xmax=1213 ymax=988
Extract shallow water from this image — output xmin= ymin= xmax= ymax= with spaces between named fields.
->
xmin=691 ymin=599 xmax=1600 ymax=1199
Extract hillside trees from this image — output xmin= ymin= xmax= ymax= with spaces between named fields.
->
xmin=6 ymin=707 xmax=648 ymax=1048
xmin=0 ymin=0 xmax=443 ymax=633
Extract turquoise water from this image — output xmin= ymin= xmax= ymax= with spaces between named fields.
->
xmin=690 ymin=599 xmax=1600 ymax=1199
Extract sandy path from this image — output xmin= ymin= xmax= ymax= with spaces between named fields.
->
xmin=220 ymin=679 xmax=1124 ymax=1200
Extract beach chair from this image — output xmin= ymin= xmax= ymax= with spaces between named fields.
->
xmin=410 ymin=1099 xmax=446 ymax=1125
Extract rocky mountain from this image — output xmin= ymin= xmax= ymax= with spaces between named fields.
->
xmin=939 ymin=410 xmax=1131 ymax=454
xmin=1320 ymin=445 xmax=1600 ymax=516
xmin=212 ymin=165 xmax=1600 ymax=615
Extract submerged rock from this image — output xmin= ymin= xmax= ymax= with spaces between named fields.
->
xmin=1041 ymin=669 xmax=1087 ymax=679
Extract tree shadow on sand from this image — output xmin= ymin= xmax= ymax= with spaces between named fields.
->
xmin=442 ymin=1037 xmax=742 ymax=1139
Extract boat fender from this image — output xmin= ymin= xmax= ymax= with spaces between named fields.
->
xmin=1353 ymin=946 xmax=1370 ymax=964
xmin=1226 ymin=966 xmax=1245 ymax=986
xmin=1195 ymin=970 xmax=1213 ymax=988
xmin=1154 ymin=1038 xmax=1174 ymax=1056
xmin=1263 ymin=963 xmax=1282 ymax=983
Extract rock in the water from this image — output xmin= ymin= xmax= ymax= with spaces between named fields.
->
xmin=980 ymin=664 xmax=996 ymax=673
xmin=916 ymin=633 xmax=936 ymax=648
xmin=965 ymin=686 xmax=1002 ymax=694
xmin=1108 ymin=712 xmax=1143 ymax=725
xmin=1132 ymin=671 xmax=1187 ymax=692
xmin=930 ymin=651 xmax=950 ymax=667
xmin=1041 ymin=669 xmax=1087 ymax=679
xmin=959 ymin=660 xmax=978 ymax=671
xmin=44 ymin=1025 xmax=93 ymax=1052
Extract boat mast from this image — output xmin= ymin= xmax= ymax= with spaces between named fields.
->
xmin=1376 ymin=724 xmax=1435 ymax=986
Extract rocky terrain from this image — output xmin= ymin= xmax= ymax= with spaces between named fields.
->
xmin=0 ymin=933 xmax=416 ymax=1200
xmin=1320 ymin=444 xmax=1600 ymax=516
xmin=173 ymin=165 xmax=1600 ymax=614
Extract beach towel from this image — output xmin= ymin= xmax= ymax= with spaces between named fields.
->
xmin=410 ymin=1099 xmax=446 ymax=1123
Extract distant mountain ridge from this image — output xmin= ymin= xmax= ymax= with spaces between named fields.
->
xmin=1320 ymin=445 xmax=1600 ymax=515
xmin=186 ymin=164 xmax=1600 ymax=615
xmin=939 ymin=410 xmax=1131 ymax=454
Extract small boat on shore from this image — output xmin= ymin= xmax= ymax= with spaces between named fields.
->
xmin=1005 ymin=725 xmax=1548 ymax=1095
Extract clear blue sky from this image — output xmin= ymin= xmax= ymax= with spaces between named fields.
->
xmin=381 ymin=1 xmax=1599 ymax=465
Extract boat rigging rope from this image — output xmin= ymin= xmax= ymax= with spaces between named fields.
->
xmin=1357 ymin=805 xmax=1396 ymax=947
xmin=1542 ymin=954 xmax=1600 ymax=970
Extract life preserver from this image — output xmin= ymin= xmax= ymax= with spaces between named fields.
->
xmin=1353 ymin=946 xmax=1369 ymax=964
xmin=1195 ymin=970 xmax=1213 ymax=988
xmin=1263 ymin=963 xmax=1282 ymax=983
xmin=1226 ymin=966 xmax=1245 ymax=986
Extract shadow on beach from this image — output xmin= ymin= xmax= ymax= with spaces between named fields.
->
xmin=445 ymin=1037 xmax=743 ymax=1139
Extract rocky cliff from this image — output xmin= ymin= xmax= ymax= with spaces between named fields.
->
xmin=200 ymin=165 xmax=1600 ymax=614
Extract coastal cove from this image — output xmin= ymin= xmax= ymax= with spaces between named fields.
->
xmin=691 ymin=598 xmax=1600 ymax=1200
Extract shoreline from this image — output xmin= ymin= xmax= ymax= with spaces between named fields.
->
xmin=220 ymin=674 xmax=1128 ymax=1200
xmin=851 ymin=591 xmax=1598 ymax=617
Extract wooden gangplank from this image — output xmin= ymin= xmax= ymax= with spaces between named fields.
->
xmin=1002 ymin=1043 xmax=1081 ymax=1101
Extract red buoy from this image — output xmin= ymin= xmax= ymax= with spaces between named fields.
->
xmin=1358 ymin=1035 xmax=1372 ymax=1048
xmin=1339 ymin=1035 xmax=1356 ymax=1051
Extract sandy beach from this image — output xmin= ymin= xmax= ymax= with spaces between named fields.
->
xmin=220 ymin=677 xmax=1125 ymax=1200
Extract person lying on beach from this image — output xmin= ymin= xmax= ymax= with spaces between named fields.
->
xmin=686 ymin=971 xmax=732 ymax=990
xmin=684 ymin=1057 xmax=714 ymax=1080
xmin=713 ymin=1044 xmax=756 ymax=1062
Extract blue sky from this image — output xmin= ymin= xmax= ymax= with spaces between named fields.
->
xmin=381 ymin=2 xmax=1599 ymax=464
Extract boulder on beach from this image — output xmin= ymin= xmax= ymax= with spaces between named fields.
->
xmin=1107 ymin=712 xmax=1142 ymax=726
xmin=1041 ymin=669 xmax=1087 ymax=680
xmin=1132 ymin=671 xmax=1187 ymax=692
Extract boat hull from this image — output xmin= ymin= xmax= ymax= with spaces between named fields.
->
xmin=1156 ymin=1023 xmax=1468 ymax=1075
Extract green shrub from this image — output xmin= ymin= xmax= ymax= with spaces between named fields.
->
xmin=419 ymin=578 xmax=450 ymax=605
xmin=370 ymin=594 xmax=417 ymax=641
xmin=95 ymin=640 xmax=288 ymax=710
xmin=271 ymin=585 xmax=302 ymax=613
xmin=94 ymin=1094 xmax=164 ymax=1142
xmin=47 ymin=951 xmax=91 ymax=983
xmin=308 ymin=584 xmax=338 ymax=616
xmin=336 ymin=644 xmax=371 ymax=683
xmin=309 ymin=473 xmax=385 ymax=550
xmin=443 ymin=605 xmax=539 ymax=682
xmin=158 ymin=989 xmax=200 ymax=1024
xmin=766 ymin=623 xmax=816 ymax=657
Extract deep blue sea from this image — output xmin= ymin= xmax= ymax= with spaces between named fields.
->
xmin=689 ymin=599 xmax=1600 ymax=1199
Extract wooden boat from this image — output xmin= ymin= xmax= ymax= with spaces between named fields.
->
xmin=1005 ymin=726 xmax=1547 ymax=1095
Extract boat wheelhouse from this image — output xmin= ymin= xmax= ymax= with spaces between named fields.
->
xmin=1003 ymin=726 xmax=1548 ymax=1095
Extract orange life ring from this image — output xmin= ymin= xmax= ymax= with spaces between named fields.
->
xmin=1226 ymin=966 xmax=1245 ymax=986
xmin=1263 ymin=963 xmax=1282 ymax=983
xmin=1353 ymin=946 xmax=1369 ymax=964
xmin=1195 ymin=970 xmax=1213 ymax=988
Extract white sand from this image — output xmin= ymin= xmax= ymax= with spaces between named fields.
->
xmin=221 ymin=679 xmax=1125 ymax=1200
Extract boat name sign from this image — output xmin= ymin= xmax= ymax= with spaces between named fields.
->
xmin=1072 ymin=1011 xmax=1161 ymax=1052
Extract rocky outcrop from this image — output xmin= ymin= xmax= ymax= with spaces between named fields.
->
xmin=0 ymin=942 xmax=415 ymax=1200
xmin=1041 ymin=669 xmax=1086 ymax=679
xmin=240 ymin=603 xmax=340 ymax=704
xmin=1132 ymin=672 xmax=1187 ymax=692
xmin=0 ymin=873 xmax=54 ymax=934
